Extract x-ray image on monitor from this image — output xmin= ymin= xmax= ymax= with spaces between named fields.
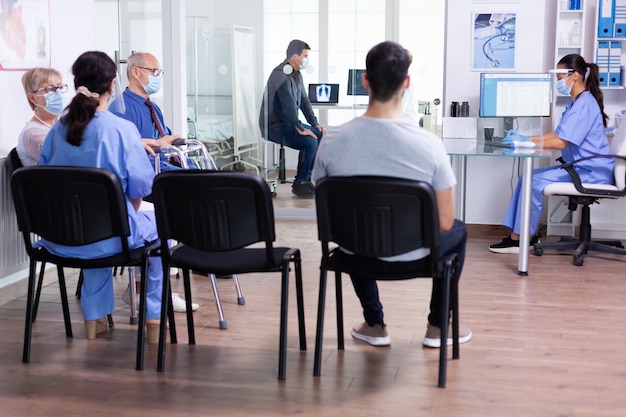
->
xmin=347 ymin=69 xmax=368 ymax=96
xmin=308 ymin=83 xmax=339 ymax=104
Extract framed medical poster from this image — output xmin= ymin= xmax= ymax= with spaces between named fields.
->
xmin=0 ymin=0 xmax=51 ymax=70
xmin=471 ymin=12 xmax=516 ymax=71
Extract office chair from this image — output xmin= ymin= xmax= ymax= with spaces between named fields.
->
xmin=151 ymin=170 xmax=307 ymax=380
xmin=534 ymin=128 xmax=626 ymax=266
xmin=10 ymin=166 xmax=173 ymax=370
xmin=313 ymin=176 xmax=461 ymax=388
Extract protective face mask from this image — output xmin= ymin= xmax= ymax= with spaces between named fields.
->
xmin=143 ymin=75 xmax=162 ymax=95
xmin=37 ymin=90 xmax=65 ymax=115
xmin=556 ymin=78 xmax=572 ymax=96
xmin=300 ymin=57 xmax=309 ymax=70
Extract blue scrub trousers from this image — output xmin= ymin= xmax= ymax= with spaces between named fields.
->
xmin=268 ymin=124 xmax=322 ymax=184
xmin=344 ymin=219 xmax=467 ymax=328
xmin=503 ymin=165 xmax=584 ymax=236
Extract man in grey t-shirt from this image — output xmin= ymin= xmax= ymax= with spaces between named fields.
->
xmin=312 ymin=41 xmax=472 ymax=348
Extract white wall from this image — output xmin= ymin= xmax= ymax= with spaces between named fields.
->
xmin=444 ymin=0 xmax=555 ymax=225
xmin=0 ymin=0 xmax=95 ymax=157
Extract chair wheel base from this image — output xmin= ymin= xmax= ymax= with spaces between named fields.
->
xmin=219 ymin=320 xmax=228 ymax=330
xmin=237 ymin=297 xmax=245 ymax=305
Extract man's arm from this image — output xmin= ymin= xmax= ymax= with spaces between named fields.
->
xmin=435 ymin=187 xmax=455 ymax=232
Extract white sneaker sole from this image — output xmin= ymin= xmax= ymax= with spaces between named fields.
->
xmin=422 ymin=331 xmax=473 ymax=348
xmin=351 ymin=329 xmax=391 ymax=347
xmin=488 ymin=246 xmax=520 ymax=254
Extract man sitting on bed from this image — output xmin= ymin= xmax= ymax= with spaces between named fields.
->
xmin=259 ymin=39 xmax=326 ymax=198
xmin=112 ymin=52 xmax=185 ymax=172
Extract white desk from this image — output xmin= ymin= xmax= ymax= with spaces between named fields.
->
xmin=311 ymin=104 xmax=368 ymax=126
xmin=443 ymin=138 xmax=552 ymax=276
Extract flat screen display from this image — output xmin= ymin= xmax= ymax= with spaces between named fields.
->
xmin=347 ymin=69 xmax=368 ymax=96
xmin=479 ymin=73 xmax=551 ymax=117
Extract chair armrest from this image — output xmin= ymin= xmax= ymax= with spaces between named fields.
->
xmin=558 ymin=154 xmax=626 ymax=196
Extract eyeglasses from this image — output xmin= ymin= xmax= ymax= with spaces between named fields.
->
xmin=34 ymin=84 xmax=68 ymax=94
xmin=138 ymin=67 xmax=164 ymax=77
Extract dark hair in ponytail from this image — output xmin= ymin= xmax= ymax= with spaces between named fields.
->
xmin=558 ymin=53 xmax=608 ymax=127
xmin=62 ymin=51 xmax=117 ymax=146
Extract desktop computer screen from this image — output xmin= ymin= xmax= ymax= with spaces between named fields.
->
xmin=347 ymin=69 xmax=368 ymax=96
xmin=479 ymin=73 xmax=551 ymax=117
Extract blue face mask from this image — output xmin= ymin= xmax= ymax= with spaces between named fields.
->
xmin=143 ymin=75 xmax=162 ymax=95
xmin=37 ymin=90 xmax=65 ymax=115
xmin=300 ymin=57 xmax=309 ymax=70
xmin=556 ymin=78 xmax=572 ymax=96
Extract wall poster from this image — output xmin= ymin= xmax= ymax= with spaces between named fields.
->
xmin=471 ymin=12 xmax=516 ymax=71
xmin=0 ymin=0 xmax=51 ymax=70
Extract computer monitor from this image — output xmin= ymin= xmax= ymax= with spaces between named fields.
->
xmin=347 ymin=69 xmax=368 ymax=96
xmin=308 ymin=83 xmax=340 ymax=104
xmin=479 ymin=73 xmax=551 ymax=117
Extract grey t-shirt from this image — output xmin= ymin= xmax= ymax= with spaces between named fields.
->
xmin=312 ymin=115 xmax=457 ymax=261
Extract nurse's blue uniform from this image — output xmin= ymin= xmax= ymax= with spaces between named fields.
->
xmin=503 ymin=90 xmax=614 ymax=236
xmin=39 ymin=111 xmax=162 ymax=321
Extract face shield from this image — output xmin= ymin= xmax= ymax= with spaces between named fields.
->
xmin=108 ymin=75 xmax=126 ymax=114
xmin=549 ymin=68 xmax=574 ymax=96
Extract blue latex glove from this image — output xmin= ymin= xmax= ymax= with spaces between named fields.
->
xmin=502 ymin=129 xmax=529 ymax=144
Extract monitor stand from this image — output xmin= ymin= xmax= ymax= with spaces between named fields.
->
xmin=503 ymin=117 xmax=515 ymax=133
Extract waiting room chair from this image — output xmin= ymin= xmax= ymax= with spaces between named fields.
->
xmin=151 ymin=170 xmax=307 ymax=380
xmin=534 ymin=127 xmax=626 ymax=266
xmin=313 ymin=176 xmax=461 ymax=388
xmin=10 ymin=166 xmax=170 ymax=370
xmin=7 ymin=148 xmax=119 ymax=327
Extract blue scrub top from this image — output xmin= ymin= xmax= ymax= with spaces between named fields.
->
xmin=39 ymin=110 xmax=156 ymax=258
xmin=555 ymin=90 xmax=614 ymax=182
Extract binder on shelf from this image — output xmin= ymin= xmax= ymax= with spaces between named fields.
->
xmin=599 ymin=0 xmax=616 ymax=37
xmin=609 ymin=40 xmax=623 ymax=86
xmin=597 ymin=41 xmax=610 ymax=86
xmin=615 ymin=0 xmax=626 ymax=37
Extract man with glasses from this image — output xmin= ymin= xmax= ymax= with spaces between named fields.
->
xmin=112 ymin=52 xmax=184 ymax=173
xmin=112 ymin=52 xmax=199 ymax=314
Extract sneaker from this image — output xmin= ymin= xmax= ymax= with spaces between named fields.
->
xmin=351 ymin=322 xmax=391 ymax=347
xmin=171 ymin=293 xmax=199 ymax=313
xmin=292 ymin=181 xmax=315 ymax=198
xmin=489 ymin=235 xmax=539 ymax=254
xmin=422 ymin=323 xmax=472 ymax=348
xmin=123 ymin=286 xmax=199 ymax=313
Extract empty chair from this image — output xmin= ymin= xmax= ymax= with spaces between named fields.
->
xmin=151 ymin=170 xmax=306 ymax=380
xmin=313 ymin=176 xmax=461 ymax=388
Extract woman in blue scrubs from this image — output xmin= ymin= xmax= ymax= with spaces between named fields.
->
xmin=39 ymin=51 xmax=162 ymax=340
xmin=490 ymin=54 xmax=614 ymax=253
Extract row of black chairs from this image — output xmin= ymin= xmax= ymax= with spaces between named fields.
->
xmin=8 ymin=162 xmax=461 ymax=387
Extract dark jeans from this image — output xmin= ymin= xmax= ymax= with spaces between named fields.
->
xmin=348 ymin=219 xmax=467 ymax=328
xmin=268 ymin=124 xmax=322 ymax=184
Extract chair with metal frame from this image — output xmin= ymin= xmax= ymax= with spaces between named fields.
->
xmin=151 ymin=170 xmax=306 ymax=380
xmin=534 ymin=125 xmax=626 ymax=266
xmin=10 ymin=166 xmax=173 ymax=370
xmin=313 ymin=176 xmax=461 ymax=388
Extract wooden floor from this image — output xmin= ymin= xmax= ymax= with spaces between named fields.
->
xmin=2 ymin=186 xmax=626 ymax=416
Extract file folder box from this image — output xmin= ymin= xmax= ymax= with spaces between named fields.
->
xmin=599 ymin=0 xmax=616 ymax=37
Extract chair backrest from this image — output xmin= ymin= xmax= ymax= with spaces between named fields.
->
xmin=6 ymin=148 xmax=23 ymax=176
xmin=152 ymin=170 xmax=276 ymax=252
xmin=10 ymin=166 xmax=131 ymax=255
xmin=315 ymin=176 xmax=440 ymax=265
xmin=610 ymin=123 xmax=626 ymax=189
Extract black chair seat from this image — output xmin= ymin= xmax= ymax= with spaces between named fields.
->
xmin=170 ymin=245 xmax=296 ymax=274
